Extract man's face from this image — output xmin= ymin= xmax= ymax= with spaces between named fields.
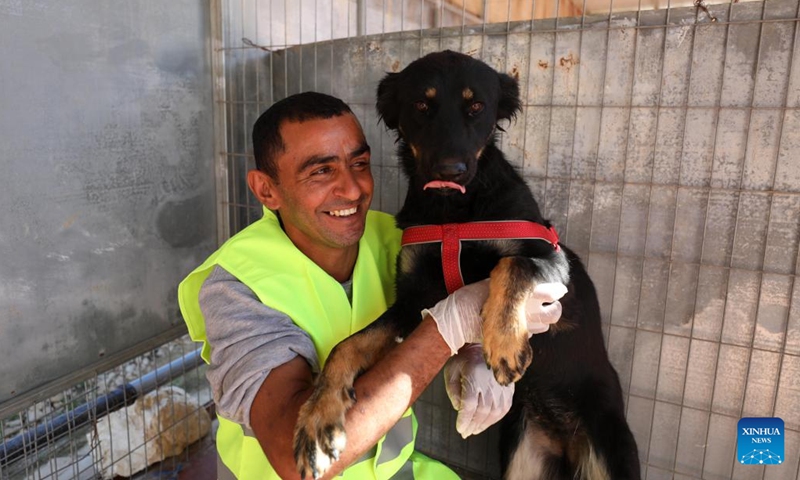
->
xmin=269 ymin=114 xmax=374 ymax=255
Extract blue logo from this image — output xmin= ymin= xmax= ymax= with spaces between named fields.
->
xmin=737 ymin=417 xmax=784 ymax=465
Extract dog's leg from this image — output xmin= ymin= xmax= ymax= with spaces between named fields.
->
xmin=293 ymin=319 xmax=401 ymax=479
xmin=482 ymin=254 xmax=567 ymax=385
xmin=482 ymin=256 xmax=541 ymax=385
xmin=505 ymin=426 xmax=568 ymax=480
xmin=581 ymin=408 xmax=641 ymax=479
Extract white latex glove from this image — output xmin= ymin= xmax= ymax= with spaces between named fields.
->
xmin=423 ymin=279 xmax=568 ymax=355
xmin=423 ymin=280 xmax=489 ymax=355
xmin=525 ymin=282 xmax=568 ymax=335
xmin=445 ymin=344 xmax=514 ymax=438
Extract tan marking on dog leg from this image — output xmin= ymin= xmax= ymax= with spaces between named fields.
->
xmin=462 ymin=87 xmax=473 ymax=100
xmin=567 ymin=437 xmax=611 ymax=480
xmin=294 ymin=325 xmax=397 ymax=479
xmin=505 ymin=428 xmax=563 ymax=480
xmin=425 ymin=87 xmax=436 ymax=98
xmin=482 ymin=257 xmax=534 ymax=385
xmin=579 ymin=444 xmax=611 ymax=480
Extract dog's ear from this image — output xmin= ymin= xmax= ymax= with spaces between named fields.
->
xmin=497 ymin=72 xmax=521 ymax=121
xmin=377 ymin=72 xmax=401 ymax=130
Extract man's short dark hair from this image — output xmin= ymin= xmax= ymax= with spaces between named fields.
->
xmin=252 ymin=92 xmax=353 ymax=178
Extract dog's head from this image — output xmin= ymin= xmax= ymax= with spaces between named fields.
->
xmin=377 ymin=50 xmax=521 ymax=195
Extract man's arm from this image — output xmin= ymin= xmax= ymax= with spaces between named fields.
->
xmin=250 ymin=316 xmax=450 ymax=480
xmin=199 ymin=266 xmax=321 ymax=428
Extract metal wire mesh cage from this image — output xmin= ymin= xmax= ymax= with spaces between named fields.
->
xmin=215 ymin=0 xmax=800 ymax=479
xmin=2 ymin=1 xmax=798 ymax=479
xmin=1 ymin=335 xmax=212 ymax=480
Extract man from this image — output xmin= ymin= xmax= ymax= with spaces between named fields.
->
xmin=178 ymin=92 xmax=565 ymax=480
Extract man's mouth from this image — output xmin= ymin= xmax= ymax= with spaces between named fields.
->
xmin=326 ymin=207 xmax=358 ymax=217
xmin=423 ymin=181 xmax=466 ymax=194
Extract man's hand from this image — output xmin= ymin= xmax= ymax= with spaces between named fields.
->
xmin=423 ymin=279 xmax=568 ymax=355
xmin=440 ymin=281 xmax=566 ymax=438
xmin=524 ymin=282 xmax=567 ymax=335
xmin=444 ymin=344 xmax=514 ymax=438
xmin=422 ymin=280 xmax=488 ymax=355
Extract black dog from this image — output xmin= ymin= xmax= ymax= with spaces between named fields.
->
xmin=294 ymin=50 xmax=640 ymax=480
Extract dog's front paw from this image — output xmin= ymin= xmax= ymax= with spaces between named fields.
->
xmin=482 ymin=324 xmax=533 ymax=385
xmin=481 ymin=292 xmax=533 ymax=385
xmin=293 ymin=388 xmax=353 ymax=479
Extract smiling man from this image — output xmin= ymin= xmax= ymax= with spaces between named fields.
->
xmin=248 ymin=111 xmax=374 ymax=282
xmin=178 ymin=92 xmax=564 ymax=480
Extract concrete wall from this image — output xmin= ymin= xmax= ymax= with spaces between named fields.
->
xmin=221 ymin=0 xmax=800 ymax=477
xmin=0 ymin=2 xmax=216 ymax=406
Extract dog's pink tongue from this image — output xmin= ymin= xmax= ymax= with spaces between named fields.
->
xmin=423 ymin=181 xmax=466 ymax=194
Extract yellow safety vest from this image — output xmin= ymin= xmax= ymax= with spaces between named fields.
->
xmin=178 ymin=207 xmax=458 ymax=479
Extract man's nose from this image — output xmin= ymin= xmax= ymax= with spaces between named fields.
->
xmin=334 ymin=169 xmax=363 ymax=200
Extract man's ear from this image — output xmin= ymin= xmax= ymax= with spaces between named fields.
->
xmin=497 ymin=72 xmax=521 ymax=121
xmin=376 ymin=72 xmax=401 ymax=130
xmin=247 ymin=169 xmax=281 ymax=210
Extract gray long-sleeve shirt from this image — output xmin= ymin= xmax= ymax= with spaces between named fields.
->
xmin=199 ymin=265 xmax=354 ymax=430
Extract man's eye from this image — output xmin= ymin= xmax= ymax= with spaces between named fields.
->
xmin=352 ymin=159 xmax=371 ymax=170
xmin=311 ymin=167 xmax=332 ymax=176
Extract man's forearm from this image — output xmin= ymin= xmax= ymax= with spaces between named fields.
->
xmin=338 ymin=316 xmax=452 ymax=457
xmin=252 ymin=316 xmax=451 ymax=479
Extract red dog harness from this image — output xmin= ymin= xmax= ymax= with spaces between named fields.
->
xmin=400 ymin=221 xmax=560 ymax=294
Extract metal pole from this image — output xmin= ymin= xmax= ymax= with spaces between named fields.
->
xmin=357 ymin=0 xmax=366 ymax=37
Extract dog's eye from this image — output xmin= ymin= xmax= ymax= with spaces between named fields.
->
xmin=468 ymin=102 xmax=484 ymax=115
xmin=414 ymin=101 xmax=429 ymax=112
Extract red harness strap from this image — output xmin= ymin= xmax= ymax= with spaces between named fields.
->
xmin=400 ymin=221 xmax=560 ymax=294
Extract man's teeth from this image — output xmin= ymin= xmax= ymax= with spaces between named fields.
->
xmin=328 ymin=207 xmax=358 ymax=217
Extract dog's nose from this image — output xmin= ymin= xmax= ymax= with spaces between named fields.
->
xmin=432 ymin=161 xmax=467 ymax=180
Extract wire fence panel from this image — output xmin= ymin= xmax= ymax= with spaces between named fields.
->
xmin=216 ymin=0 xmax=799 ymax=478
xmin=1 ymin=336 xmax=212 ymax=480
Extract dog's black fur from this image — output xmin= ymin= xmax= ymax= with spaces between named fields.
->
xmin=294 ymin=50 xmax=640 ymax=480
